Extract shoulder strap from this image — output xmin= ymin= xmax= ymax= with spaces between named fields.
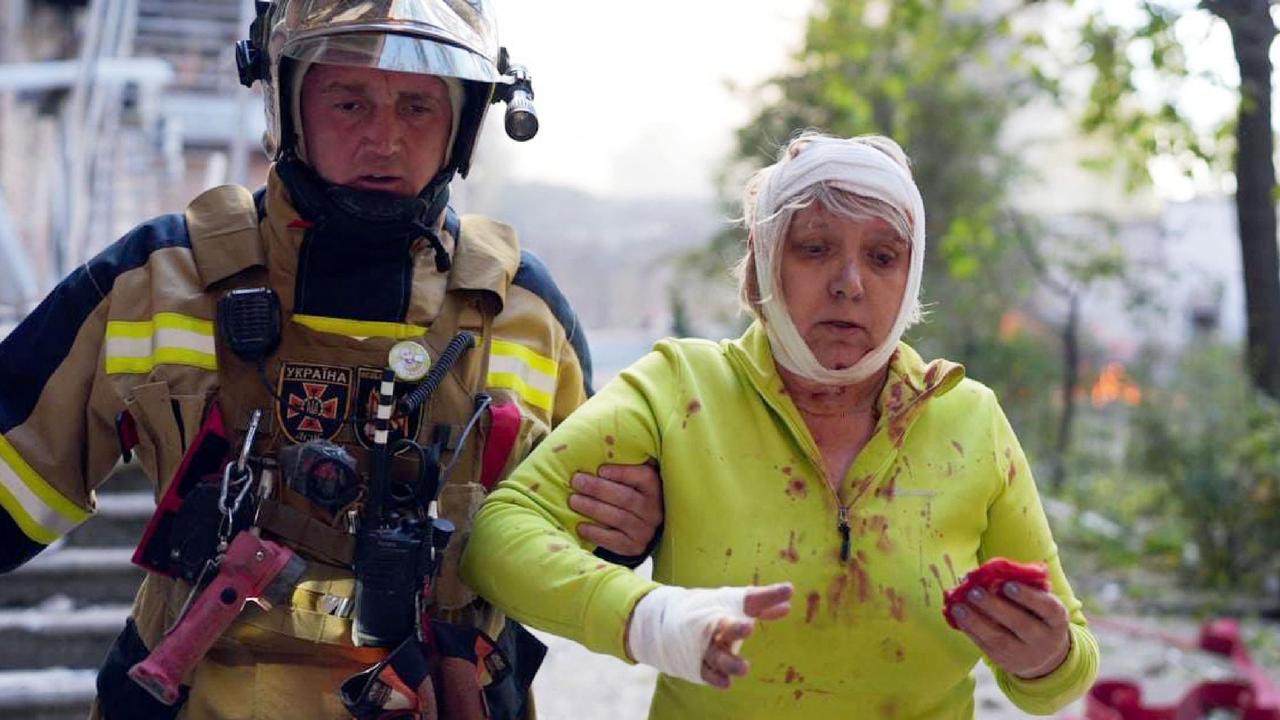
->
xmin=449 ymin=213 xmax=521 ymax=312
xmin=513 ymin=250 xmax=594 ymax=396
xmin=185 ymin=184 xmax=267 ymax=289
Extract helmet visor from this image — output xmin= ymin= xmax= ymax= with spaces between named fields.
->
xmin=283 ymin=32 xmax=504 ymax=83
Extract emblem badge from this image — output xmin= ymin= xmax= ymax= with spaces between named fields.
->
xmin=388 ymin=340 xmax=431 ymax=382
xmin=354 ymin=367 xmax=423 ymax=449
xmin=277 ymin=362 xmax=352 ymax=442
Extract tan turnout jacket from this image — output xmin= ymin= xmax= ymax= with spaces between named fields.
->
xmin=0 ymin=168 xmax=591 ymax=718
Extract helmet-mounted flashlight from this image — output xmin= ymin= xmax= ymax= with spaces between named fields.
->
xmin=235 ymin=1 xmax=272 ymax=88
xmin=496 ymin=48 xmax=538 ymax=142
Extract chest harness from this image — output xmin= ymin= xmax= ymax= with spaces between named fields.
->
xmin=124 ymin=179 xmax=534 ymax=719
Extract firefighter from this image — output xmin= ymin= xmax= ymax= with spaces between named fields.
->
xmin=0 ymin=2 xmax=662 ymax=718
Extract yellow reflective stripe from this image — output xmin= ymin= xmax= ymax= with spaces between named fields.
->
xmin=487 ymin=353 xmax=556 ymax=395
xmin=0 ymin=435 xmax=90 ymax=544
xmin=103 ymin=320 xmax=154 ymax=339
xmin=105 ymin=347 xmax=218 ymax=374
xmin=292 ymin=314 xmax=428 ymax=340
xmin=104 ymin=312 xmax=215 ymax=339
xmin=487 ymin=339 xmax=558 ymax=413
xmin=105 ymin=313 xmax=217 ymax=375
xmin=154 ymin=312 xmax=214 ymax=334
xmin=487 ymin=371 xmax=554 ymax=413
xmin=490 ymin=339 xmax=556 ymax=376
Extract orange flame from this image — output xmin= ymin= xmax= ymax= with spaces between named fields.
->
xmin=1091 ymin=362 xmax=1142 ymax=408
xmin=998 ymin=311 xmax=1025 ymax=341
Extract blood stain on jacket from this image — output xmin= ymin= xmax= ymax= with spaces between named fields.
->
xmin=680 ymin=399 xmax=702 ymax=429
xmin=924 ymin=363 xmax=941 ymax=388
xmin=785 ymin=476 xmax=808 ymax=499
xmin=870 ymin=516 xmax=894 ymax=553
xmin=826 ymin=573 xmax=849 ymax=618
xmin=885 ymin=587 xmax=907 ymax=622
xmin=847 ymin=550 xmax=872 ymax=605
xmin=779 ymin=530 xmax=800 ymax=563
xmin=879 ymin=637 xmax=906 ymax=663
xmin=875 ymin=466 xmax=901 ymax=500
xmin=943 ymin=554 xmax=959 ymax=584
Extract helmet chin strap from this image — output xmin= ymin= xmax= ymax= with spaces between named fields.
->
xmin=277 ymin=154 xmax=456 ymax=272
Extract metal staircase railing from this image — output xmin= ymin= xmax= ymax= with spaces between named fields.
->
xmin=134 ymin=0 xmax=244 ymax=94
xmin=132 ymin=0 xmax=261 ymax=186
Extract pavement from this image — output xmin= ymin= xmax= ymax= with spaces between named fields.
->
xmin=528 ymin=614 xmax=1280 ymax=719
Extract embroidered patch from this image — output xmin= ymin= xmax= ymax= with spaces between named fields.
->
xmin=353 ymin=366 xmax=423 ymax=449
xmin=277 ymin=362 xmax=352 ymax=442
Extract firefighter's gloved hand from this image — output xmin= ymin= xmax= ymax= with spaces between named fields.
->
xmin=626 ymin=582 xmax=793 ymax=688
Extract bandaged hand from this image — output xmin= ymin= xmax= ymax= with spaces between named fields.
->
xmin=626 ymin=583 xmax=793 ymax=688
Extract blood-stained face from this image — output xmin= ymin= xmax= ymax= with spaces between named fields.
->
xmin=779 ymin=202 xmax=911 ymax=371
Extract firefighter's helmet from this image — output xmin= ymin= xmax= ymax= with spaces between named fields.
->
xmin=236 ymin=0 xmax=536 ymax=177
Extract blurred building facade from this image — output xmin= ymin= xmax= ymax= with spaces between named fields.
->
xmin=0 ymin=0 xmax=1264 ymax=359
xmin=0 ymin=0 xmax=265 ymax=321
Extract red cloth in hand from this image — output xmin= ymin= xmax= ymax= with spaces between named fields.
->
xmin=943 ymin=558 xmax=1050 ymax=629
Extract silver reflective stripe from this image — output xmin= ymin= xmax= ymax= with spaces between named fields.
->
xmin=0 ymin=439 xmax=87 ymax=544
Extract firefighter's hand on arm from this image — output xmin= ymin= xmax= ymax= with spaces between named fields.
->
xmin=948 ymin=581 xmax=1071 ymax=679
xmin=569 ymin=463 xmax=663 ymax=557
xmin=625 ymin=582 xmax=793 ymax=689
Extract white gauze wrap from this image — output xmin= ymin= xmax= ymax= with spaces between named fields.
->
xmin=752 ymin=137 xmax=927 ymax=385
xmin=627 ymin=585 xmax=752 ymax=685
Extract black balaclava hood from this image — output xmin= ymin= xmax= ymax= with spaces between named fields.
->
xmin=277 ymin=154 xmax=455 ymax=324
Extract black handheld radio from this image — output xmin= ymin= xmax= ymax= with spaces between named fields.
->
xmin=351 ymin=333 xmax=475 ymax=647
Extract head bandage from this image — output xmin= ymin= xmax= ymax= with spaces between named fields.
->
xmin=749 ymin=136 xmax=926 ymax=385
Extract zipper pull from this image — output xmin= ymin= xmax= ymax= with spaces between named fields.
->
xmin=837 ymin=505 xmax=851 ymax=562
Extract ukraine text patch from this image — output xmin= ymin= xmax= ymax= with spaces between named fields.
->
xmin=277 ymin=362 xmax=352 ymax=442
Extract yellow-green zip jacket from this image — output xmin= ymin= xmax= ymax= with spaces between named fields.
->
xmin=463 ymin=321 xmax=1099 ymax=719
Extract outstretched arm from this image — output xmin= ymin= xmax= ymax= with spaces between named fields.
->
xmin=462 ymin=347 xmax=679 ymax=657
xmin=627 ymin=581 xmax=793 ymax=688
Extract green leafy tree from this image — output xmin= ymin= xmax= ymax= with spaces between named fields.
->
xmin=1129 ymin=341 xmax=1280 ymax=588
xmin=1058 ymin=0 xmax=1280 ymax=399
xmin=1011 ymin=212 xmax=1133 ymax=491
xmin=698 ymin=0 xmax=1073 ymax=462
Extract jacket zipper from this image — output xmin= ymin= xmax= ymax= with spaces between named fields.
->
xmin=821 ymin=445 xmax=897 ymax=564
xmin=816 ymin=460 xmax=853 ymax=563
xmin=837 ymin=504 xmax=851 ymax=562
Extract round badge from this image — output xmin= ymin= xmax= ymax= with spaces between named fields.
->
xmin=388 ymin=341 xmax=431 ymax=382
